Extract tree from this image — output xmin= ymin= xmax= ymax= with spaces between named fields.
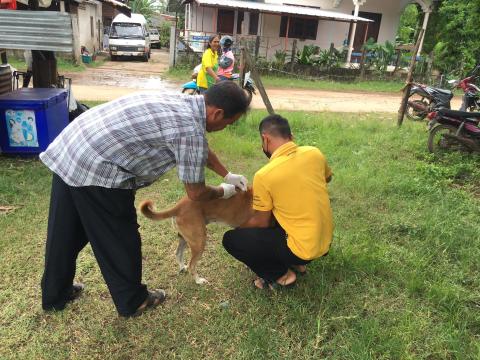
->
xmin=128 ymin=0 xmax=161 ymax=20
xmin=397 ymin=3 xmax=421 ymax=45
xmin=423 ymin=0 xmax=480 ymax=75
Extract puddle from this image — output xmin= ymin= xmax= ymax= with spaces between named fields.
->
xmin=70 ymin=70 xmax=178 ymax=91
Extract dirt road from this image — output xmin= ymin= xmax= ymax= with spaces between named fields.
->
xmin=70 ymin=50 xmax=462 ymax=111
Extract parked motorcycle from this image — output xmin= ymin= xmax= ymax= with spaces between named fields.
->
xmin=447 ymin=65 xmax=480 ymax=112
xmin=427 ymin=108 xmax=480 ymax=154
xmin=181 ymin=72 xmax=256 ymax=104
xmin=406 ymin=82 xmax=453 ymax=121
xmin=407 ymin=66 xmax=480 ymax=121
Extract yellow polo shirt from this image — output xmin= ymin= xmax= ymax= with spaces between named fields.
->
xmin=197 ymin=48 xmax=218 ymax=89
xmin=253 ymin=142 xmax=333 ymax=260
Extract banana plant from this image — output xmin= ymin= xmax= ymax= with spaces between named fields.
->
xmin=361 ymin=39 xmax=396 ymax=72
xmin=272 ymin=50 xmax=287 ymax=69
xmin=297 ymin=45 xmax=320 ymax=65
xmin=316 ymin=48 xmax=342 ymax=70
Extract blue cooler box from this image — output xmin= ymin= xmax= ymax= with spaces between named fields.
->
xmin=0 ymin=88 xmax=68 ymax=155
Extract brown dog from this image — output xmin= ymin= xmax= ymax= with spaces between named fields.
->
xmin=139 ymin=188 xmax=254 ymax=284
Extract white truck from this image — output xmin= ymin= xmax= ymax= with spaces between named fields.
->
xmin=149 ymin=28 xmax=160 ymax=49
xmin=109 ymin=13 xmax=151 ymax=62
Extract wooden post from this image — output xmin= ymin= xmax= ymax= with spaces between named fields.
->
xmin=71 ymin=14 xmax=81 ymax=64
xmin=242 ymin=46 xmax=274 ymax=114
xmin=393 ymin=49 xmax=401 ymax=74
xmin=426 ymin=52 xmax=434 ymax=84
xmin=254 ymin=35 xmax=260 ymax=62
xmin=1 ymin=49 xmax=7 ymax=65
xmin=397 ymin=29 xmax=424 ymax=127
xmin=284 ymin=16 xmax=290 ymax=50
xmin=239 ymin=44 xmax=246 ymax=90
xmin=290 ymin=39 xmax=297 ymax=73
xmin=359 ymin=23 xmax=369 ymax=79
xmin=169 ymin=25 xmax=176 ymax=68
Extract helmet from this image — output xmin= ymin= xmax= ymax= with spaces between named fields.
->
xmin=220 ymin=35 xmax=233 ymax=48
xmin=218 ymin=54 xmax=233 ymax=69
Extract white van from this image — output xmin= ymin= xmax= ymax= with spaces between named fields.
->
xmin=109 ymin=13 xmax=151 ymax=62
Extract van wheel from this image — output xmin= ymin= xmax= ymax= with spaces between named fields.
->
xmin=111 ymin=54 xmax=117 ymax=61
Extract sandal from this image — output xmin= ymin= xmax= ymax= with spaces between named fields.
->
xmin=290 ymin=265 xmax=307 ymax=276
xmin=253 ymin=277 xmax=296 ymax=291
xmin=127 ymin=289 xmax=166 ymax=318
xmin=253 ymin=278 xmax=270 ymax=290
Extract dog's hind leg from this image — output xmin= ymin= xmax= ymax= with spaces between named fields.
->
xmin=175 ymin=234 xmax=188 ymax=274
xmin=176 ymin=216 xmax=208 ymax=285
xmin=188 ymin=232 xmax=207 ymax=285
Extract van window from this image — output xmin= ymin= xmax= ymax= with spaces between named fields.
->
xmin=110 ymin=23 xmax=144 ymax=39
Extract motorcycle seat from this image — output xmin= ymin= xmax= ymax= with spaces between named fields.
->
xmin=434 ymin=88 xmax=453 ymax=96
xmin=438 ymin=108 xmax=480 ymax=122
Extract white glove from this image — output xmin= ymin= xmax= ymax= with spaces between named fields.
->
xmin=224 ymin=172 xmax=248 ymax=191
xmin=220 ymin=183 xmax=236 ymax=199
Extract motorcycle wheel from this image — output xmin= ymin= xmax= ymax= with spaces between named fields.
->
xmin=427 ymin=124 xmax=466 ymax=154
xmin=182 ymin=88 xmax=198 ymax=95
xmin=406 ymin=99 xmax=428 ymax=121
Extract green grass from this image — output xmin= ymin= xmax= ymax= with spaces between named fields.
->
xmin=7 ymin=57 xmax=99 ymax=73
xmin=260 ymin=75 xmax=404 ymax=93
xmin=164 ymin=66 xmax=194 ymax=81
xmin=1 ymin=110 xmax=480 ymax=359
xmin=164 ymin=67 xmax=405 ymax=93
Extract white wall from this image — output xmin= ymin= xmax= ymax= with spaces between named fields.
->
xmin=77 ymin=1 xmax=102 ymax=52
xmin=187 ymin=0 xmax=427 ymax=59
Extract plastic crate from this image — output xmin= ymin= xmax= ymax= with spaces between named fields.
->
xmin=82 ymin=54 xmax=92 ymax=64
xmin=0 ymin=88 xmax=68 ymax=155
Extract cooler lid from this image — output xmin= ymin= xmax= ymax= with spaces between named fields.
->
xmin=0 ymin=88 xmax=67 ymax=108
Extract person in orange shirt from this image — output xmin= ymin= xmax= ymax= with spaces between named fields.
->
xmin=223 ymin=114 xmax=333 ymax=290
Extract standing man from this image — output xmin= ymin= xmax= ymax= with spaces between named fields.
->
xmin=223 ymin=114 xmax=333 ymax=290
xmin=22 ymin=50 xmax=33 ymax=88
xmin=40 ymin=81 xmax=249 ymax=317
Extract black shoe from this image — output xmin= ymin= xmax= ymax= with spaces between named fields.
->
xmin=43 ymin=282 xmax=85 ymax=312
xmin=123 ymin=289 xmax=166 ymax=318
xmin=67 ymin=282 xmax=85 ymax=301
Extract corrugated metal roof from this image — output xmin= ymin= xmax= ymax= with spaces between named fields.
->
xmin=101 ymin=0 xmax=131 ymax=16
xmin=0 ymin=10 xmax=73 ymax=52
xmin=193 ymin=0 xmax=373 ymax=22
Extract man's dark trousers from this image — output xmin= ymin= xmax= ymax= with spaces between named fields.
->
xmin=223 ymin=226 xmax=310 ymax=282
xmin=41 ymin=174 xmax=148 ymax=316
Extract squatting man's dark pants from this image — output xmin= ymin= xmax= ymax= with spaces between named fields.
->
xmin=223 ymin=226 xmax=310 ymax=282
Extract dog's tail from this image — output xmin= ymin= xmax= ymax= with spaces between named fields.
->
xmin=139 ymin=200 xmax=178 ymax=220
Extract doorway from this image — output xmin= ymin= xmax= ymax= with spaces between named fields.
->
xmin=217 ymin=9 xmax=234 ymax=34
xmin=348 ymin=11 xmax=382 ymax=52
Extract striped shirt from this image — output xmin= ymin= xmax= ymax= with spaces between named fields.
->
xmin=40 ymin=92 xmax=208 ymax=189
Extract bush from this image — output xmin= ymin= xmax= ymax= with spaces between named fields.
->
xmin=159 ymin=22 xmax=170 ymax=48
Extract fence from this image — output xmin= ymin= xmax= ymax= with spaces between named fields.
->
xmin=172 ymin=29 xmax=450 ymax=87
